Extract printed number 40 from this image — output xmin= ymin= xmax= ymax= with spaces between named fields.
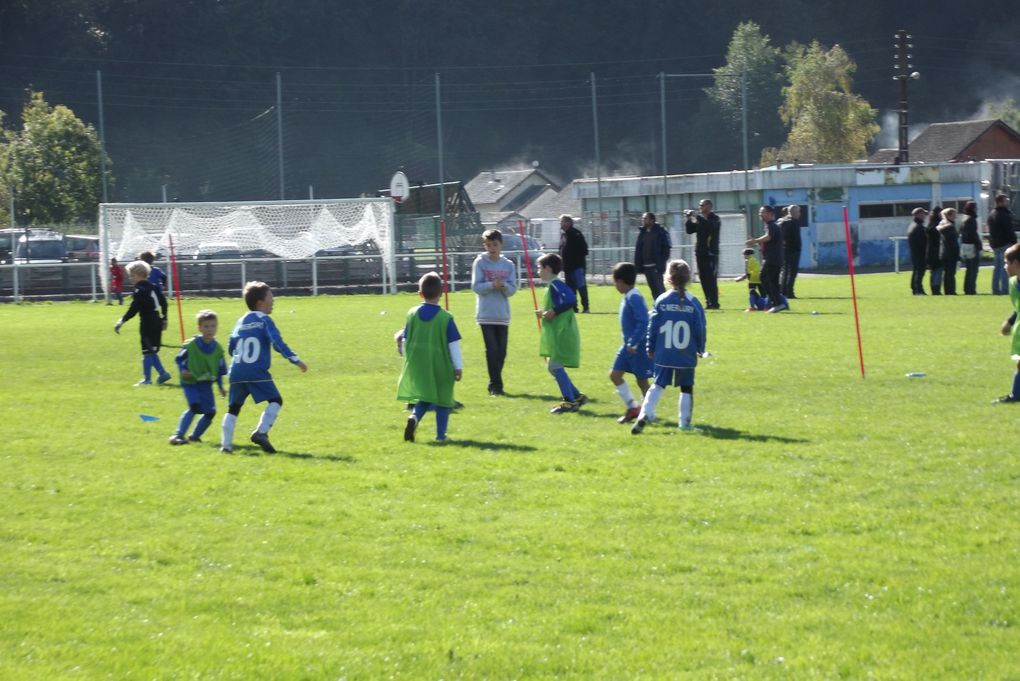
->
xmin=659 ymin=319 xmax=690 ymax=350
xmin=236 ymin=337 xmax=260 ymax=363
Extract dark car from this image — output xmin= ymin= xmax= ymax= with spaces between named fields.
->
xmin=499 ymin=232 xmax=544 ymax=269
xmin=65 ymin=235 xmax=100 ymax=261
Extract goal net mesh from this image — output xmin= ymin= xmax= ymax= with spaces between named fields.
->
xmin=99 ymin=198 xmax=394 ymax=293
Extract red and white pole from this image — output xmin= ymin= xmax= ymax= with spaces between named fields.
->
xmin=519 ymin=220 xmax=541 ymax=331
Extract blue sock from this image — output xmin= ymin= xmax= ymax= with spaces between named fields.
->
xmin=1010 ymin=372 xmax=1020 ymax=399
xmin=553 ymin=368 xmax=579 ymax=401
xmin=435 ymin=406 xmax=451 ymax=439
xmin=150 ymin=353 xmax=168 ymax=377
xmin=176 ymin=409 xmax=195 ymax=437
xmin=413 ymin=402 xmax=431 ymax=421
xmin=142 ymin=355 xmax=153 ymax=381
xmin=192 ymin=413 xmax=214 ymax=438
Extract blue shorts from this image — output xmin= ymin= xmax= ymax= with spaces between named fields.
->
xmin=611 ymin=346 xmax=654 ymax=378
xmin=653 ymin=366 xmax=695 ymax=388
xmin=228 ymin=380 xmax=281 ymax=406
xmin=182 ymin=382 xmax=217 ymax=414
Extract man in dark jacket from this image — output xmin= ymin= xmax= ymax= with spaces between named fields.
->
xmin=558 ymin=214 xmax=590 ymax=312
xmin=746 ymin=205 xmax=786 ymax=312
xmin=779 ymin=204 xmax=805 ymax=299
xmin=634 ymin=212 xmax=671 ymax=300
xmin=987 ymin=194 xmax=1016 ymax=295
xmin=684 ymin=199 xmax=721 ymax=309
xmin=907 ymin=207 xmax=928 ymax=295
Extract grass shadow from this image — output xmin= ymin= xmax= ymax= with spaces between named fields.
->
xmin=428 ymin=438 xmax=537 ymax=452
xmin=229 ymin=445 xmax=356 ymax=463
xmin=696 ymin=424 xmax=808 ymax=444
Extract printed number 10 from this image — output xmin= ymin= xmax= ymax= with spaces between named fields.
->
xmin=236 ymin=337 xmax=260 ymax=363
xmin=659 ymin=319 xmax=690 ymax=350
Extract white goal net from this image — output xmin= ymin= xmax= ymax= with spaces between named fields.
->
xmin=98 ymin=198 xmax=395 ymax=295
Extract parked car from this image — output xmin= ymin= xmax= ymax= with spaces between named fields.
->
xmin=192 ymin=242 xmax=243 ymax=260
xmin=14 ymin=230 xmax=69 ymax=263
xmin=0 ymin=228 xmax=20 ymax=264
xmin=499 ymin=232 xmax=544 ymax=270
xmin=65 ymin=234 xmax=100 ymax=261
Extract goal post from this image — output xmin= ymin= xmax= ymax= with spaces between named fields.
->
xmin=98 ymin=198 xmax=396 ymax=300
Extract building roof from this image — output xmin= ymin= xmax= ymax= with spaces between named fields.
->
xmin=464 ymin=168 xmax=560 ymax=206
xmin=868 ymin=119 xmax=1020 ymax=163
xmin=520 ymin=182 xmax=582 ymax=220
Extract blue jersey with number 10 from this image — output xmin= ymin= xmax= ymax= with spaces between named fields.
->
xmin=646 ymin=289 xmax=706 ymax=368
xmin=227 ymin=311 xmax=301 ymax=382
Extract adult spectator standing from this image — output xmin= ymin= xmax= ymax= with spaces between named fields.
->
xmin=634 ymin=212 xmax=671 ymax=300
xmin=925 ymin=206 xmax=944 ymax=295
xmin=779 ymin=204 xmax=804 ymax=299
xmin=907 ymin=207 xmax=929 ymax=295
xmin=746 ymin=205 xmax=786 ymax=312
xmin=938 ymin=207 xmax=960 ymax=296
xmin=558 ymin=214 xmax=590 ymax=313
xmin=684 ymin=199 xmax=721 ymax=309
xmin=959 ymin=200 xmax=982 ymax=295
xmin=987 ymin=194 xmax=1016 ymax=295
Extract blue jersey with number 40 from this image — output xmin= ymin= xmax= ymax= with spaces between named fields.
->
xmin=227 ymin=311 xmax=301 ymax=382
xmin=646 ymin=290 xmax=706 ymax=368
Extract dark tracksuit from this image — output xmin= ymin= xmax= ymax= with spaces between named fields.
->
xmin=685 ymin=212 xmax=720 ymax=308
xmin=907 ymin=217 xmax=927 ymax=294
xmin=559 ymin=225 xmax=590 ymax=312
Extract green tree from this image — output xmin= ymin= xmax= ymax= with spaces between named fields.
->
xmin=5 ymin=91 xmax=111 ymax=225
xmin=988 ymin=98 xmax=1020 ymax=131
xmin=706 ymin=21 xmax=785 ymax=167
xmin=766 ymin=42 xmax=879 ymax=165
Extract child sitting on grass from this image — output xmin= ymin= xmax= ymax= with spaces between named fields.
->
xmin=397 ymin=272 xmax=463 ymax=442
xmin=169 ymin=309 xmax=227 ymax=445
xmin=632 ymin=259 xmax=707 ymax=434
xmin=113 ymin=260 xmax=171 ymax=386
xmin=735 ymin=247 xmax=767 ymax=312
xmin=536 ymin=253 xmax=586 ymax=414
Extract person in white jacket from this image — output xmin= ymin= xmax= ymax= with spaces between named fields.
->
xmin=471 ymin=229 xmax=518 ymax=396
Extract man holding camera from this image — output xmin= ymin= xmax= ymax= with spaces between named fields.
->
xmin=684 ymin=199 xmax=721 ymax=309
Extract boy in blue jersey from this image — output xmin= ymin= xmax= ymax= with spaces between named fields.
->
xmin=169 ymin=309 xmax=227 ymax=445
xmin=114 ymin=260 xmax=172 ymax=386
xmin=139 ymin=251 xmax=167 ymax=292
xmin=220 ymin=281 xmax=308 ymax=453
xmin=632 ymin=259 xmax=707 ymax=434
xmin=536 ymin=253 xmax=587 ymax=413
xmin=610 ymin=262 xmax=652 ymax=423
xmin=396 ymin=272 xmax=464 ymax=442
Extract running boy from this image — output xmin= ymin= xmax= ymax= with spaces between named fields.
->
xmin=994 ymin=243 xmax=1020 ymax=403
xmin=610 ymin=262 xmax=652 ymax=423
xmin=632 ymin=259 xmax=707 ymax=433
xmin=114 ymin=260 xmax=172 ymax=386
xmin=138 ymin=251 xmax=167 ymax=292
xmin=397 ymin=272 xmax=463 ymax=442
xmin=471 ymin=229 xmax=516 ymax=396
xmin=221 ymin=281 xmax=307 ymax=453
xmin=169 ymin=310 xmax=227 ymax=445
xmin=734 ymin=247 xmax=766 ymax=311
xmin=536 ymin=253 xmax=586 ymax=413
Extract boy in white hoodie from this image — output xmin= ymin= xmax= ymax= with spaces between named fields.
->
xmin=470 ymin=229 xmax=518 ymax=396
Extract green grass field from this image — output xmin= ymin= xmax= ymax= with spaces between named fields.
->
xmin=2 ymin=271 xmax=1019 ymax=679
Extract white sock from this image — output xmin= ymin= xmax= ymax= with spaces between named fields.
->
xmin=256 ymin=402 xmax=281 ymax=434
xmin=680 ymin=392 xmax=693 ymax=427
xmin=639 ymin=384 xmax=664 ymax=422
xmin=221 ymin=413 xmax=237 ymax=448
xmin=615 ymin=382 xmax=638 ymax=409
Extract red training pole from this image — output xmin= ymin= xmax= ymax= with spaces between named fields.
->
xmin=518 ymin=220 xmax=542 ymax=331
xmin=439 ymin=219 xmax=450 ymax=310
xmin=842 ymin=206 xmax=865 ymax=378
xmin=168 ymin=234 xmax=185 ymax=342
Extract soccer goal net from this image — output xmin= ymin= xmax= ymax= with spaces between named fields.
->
xmin=98 ymin=198 xmax=395 ymax=296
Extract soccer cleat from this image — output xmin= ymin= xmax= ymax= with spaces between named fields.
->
xmin=157 ymin=373 xmax=172 ymax=385
xmin=573 ymin=393 xmax=589 ymax=408
xmin=678 ymin=424 xmax=701 ymax=433
xmin=134 ymin=379 xmax=152 ymax=387
xmin=404 ymin=416 xmax=417 ymax=442
xmin=188 ymin=435 xmax=202 ymax=443
xmin=631 ymin=417 xmax=647 ymax=435
xmin=992 ymin=395 xmax=1020 ymax=404
xmin=250 ymin=431 xmax=277 ymax=454
xmin=219 ymin=446 xmax=233 ymax=454
xmin=168 ymin=435 xmax=189 ymax=445
xmin=550 ymin=401 xmax=578 ymax=414
xmin=618 ymin=407 xmax=641 ymax=424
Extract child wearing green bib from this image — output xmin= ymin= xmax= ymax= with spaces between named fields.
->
xmin=536 ymin=253 xmax=587 ymax=413
xmin=170 ymin=309 xmax=227 ymax=445
xmin=397 ymin=272 xmax=464 ymax=442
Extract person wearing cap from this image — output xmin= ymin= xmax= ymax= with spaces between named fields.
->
xmin=987 ymin=194 xmax=1016 ymax=295
xmin=907 ymin=207 xmax=929 ymax=295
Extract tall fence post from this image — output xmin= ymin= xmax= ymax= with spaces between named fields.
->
xmin=312 ymin=255 xmax=318 ymax=296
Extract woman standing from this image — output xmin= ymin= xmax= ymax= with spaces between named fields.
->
xmin=926 ymin=206 xmax=944 ymax=295
xmin=959 ymin=200 xmax=982 ymax=295
xmin=938 ymin=207 xmax=960 ymax=295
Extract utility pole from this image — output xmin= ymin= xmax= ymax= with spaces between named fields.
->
xmin=894 ymin=30 xmax=918 ymax=164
